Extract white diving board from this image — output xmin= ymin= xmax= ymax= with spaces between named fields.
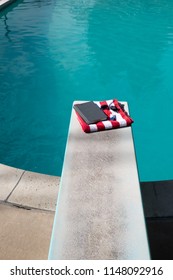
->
xmin=49 ymin=101 xmax=150 ymax=260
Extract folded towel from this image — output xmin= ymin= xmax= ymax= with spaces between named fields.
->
xmin=74 ymin=99 xmax=133 ymax=133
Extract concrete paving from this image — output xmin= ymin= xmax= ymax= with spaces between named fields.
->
xmin=0 ymin=164 xmax=24 ymax=201
xmin=0 ymin=204 xmax=55 ymax=260
xmin=8 ymin=171 xmax=60 ymax=211
xmin=0 ymin=164 xmax=60 ymax=259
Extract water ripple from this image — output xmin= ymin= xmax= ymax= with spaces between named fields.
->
xmin=0 ymin=0 xmax=173 ymax=180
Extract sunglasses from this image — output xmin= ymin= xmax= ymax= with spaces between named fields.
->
xmin=101 ymin=102 xmax=125 ymax=112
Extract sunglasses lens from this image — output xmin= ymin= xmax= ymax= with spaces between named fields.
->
xmin=110 ymin=105 xmax=119 ymax=112
xmin=101 ymin=105 xmax=109 ymax=109
xmin=118 ymin=102 xmax=125 ymax=110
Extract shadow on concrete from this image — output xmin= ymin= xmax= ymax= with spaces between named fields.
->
xmin=141 ymin=180 xmax=173 ymax=260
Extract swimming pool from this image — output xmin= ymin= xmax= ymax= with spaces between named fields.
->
xmin=0 ymin=0 xmax=173 ymax=181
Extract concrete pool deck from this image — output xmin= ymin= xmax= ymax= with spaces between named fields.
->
xmin=0 ymin=163 xmax=60 ymax=259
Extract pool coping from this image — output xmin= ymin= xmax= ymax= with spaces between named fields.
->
xmin=0 ymin=0 xmax=17 ymax=10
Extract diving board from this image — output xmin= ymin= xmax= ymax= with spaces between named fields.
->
xmin=49 ymin=101 xmax=150 ymax=260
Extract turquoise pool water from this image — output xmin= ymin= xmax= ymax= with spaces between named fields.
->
xmin=0 ymin=0 xmax=173 ymax=181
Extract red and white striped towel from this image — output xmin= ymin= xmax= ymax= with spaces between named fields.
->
xmin=74 ymin=99 xmax=133 ymax=133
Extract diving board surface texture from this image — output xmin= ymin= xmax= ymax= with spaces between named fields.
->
xmin=49 ymin=101 xmax=150 ymax=260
